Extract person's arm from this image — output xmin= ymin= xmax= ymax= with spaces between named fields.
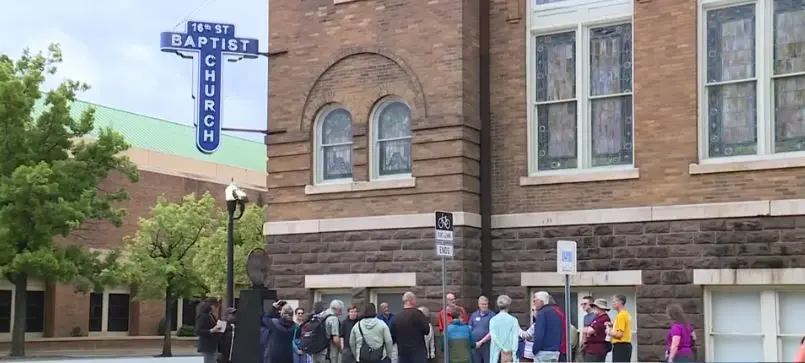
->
xmin=390 ymin=316 xmax=398 ymax=344
xmin=427 ymin=325 xmax=436 ymax=358
xmin=420 ymin=312 xmax=431 ymax=335
xmin=438 ymin=309 xmax=445 ymax=333
xmin=384 ymin=325 xmax=394 ymax=357
xmin=531 ymin=311 xmax=546 ymax=355
xmin=611 ymin=313 xmax=625 ymax=339
xmin=328 ymin=317 xmax=341 ymax=346
xmin=668 ymin=335 xmax=681 ymax=362
xmin=339 ymin=323 xmax=346 ymax=350
xmin=478 ymin=332 xmax=491 ymax=346
xmin=794 ymin=339 xmax=805 ymax=363
xmin=350 ymin=324 xmax=359 ymax=355
xmin=461 ymin=306 xmax=470 ymax=323
xmin=196 ymin=315 xmax=212 ymax=335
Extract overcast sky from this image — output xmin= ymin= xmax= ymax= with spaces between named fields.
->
xmin=0 ymin=0 xmax=268 ymax=141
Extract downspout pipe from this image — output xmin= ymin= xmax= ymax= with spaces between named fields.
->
xmin=479 ymin=0 xmax=493 ymax=297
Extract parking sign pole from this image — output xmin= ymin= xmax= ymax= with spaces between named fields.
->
xmin=434 ymin=211 xmax=454 ymax=363
xmin=441 ymin=254 xmax=448 ymax=363
xmin=556 ymin=240 xmax=577 ymax=363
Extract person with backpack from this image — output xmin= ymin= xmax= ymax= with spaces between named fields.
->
xmin=300 ymin=299 xmax=344 ymax=363
xmin=350 ymin=303 xmax=394 ymax=363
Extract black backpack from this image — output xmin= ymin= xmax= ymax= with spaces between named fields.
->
xmin=299 ymin=314 xmax=335 ymax=354
xmin=358 ymin=322 xmax=384 ymax=363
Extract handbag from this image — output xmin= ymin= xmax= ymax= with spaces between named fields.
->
xmin=358 ymin=322 xmax=384 ymax=363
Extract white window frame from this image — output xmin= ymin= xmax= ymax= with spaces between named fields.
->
xmin=528 ymin=287 xmax=638 ymax=362
xmin=88 ymin=286 xmax=131 ymax=337
xmin=369 ymin=288 xmax=408 ymax=312
xmin=314 ymin=289 xmax=353 ymax=306
xmin=314 ymin=104 xmax=354 ymax=185
xmin=526 ymin=0 xmax=635 ymax=176
xmin=704 ymin=286 xmax=805 ymax=362
xmin=0 ymin=279 xmax=46 ymax=342
xmin=173 ymin=297 xmax=200 ymax=333
xmin=369 ymin=96 xmax=414 ymax=181
xmin=697 ymin=0 xmax=805 ymax=163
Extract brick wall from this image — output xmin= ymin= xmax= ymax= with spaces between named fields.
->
xmin=489 ymin=0 xmax=805 ymax=215
xmin=492 ymin=215 xmax=805 ymax=360
xmin=266 ymin=0 xmax=482 ymax=221
xmin=266 ymin=226 xmax=482 ymax=314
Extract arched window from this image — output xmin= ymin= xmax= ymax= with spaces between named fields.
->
xmin=315 ymin=106 xmax=353 ymax=183
xmin=371 ymin=98 xmax=413 ymax=178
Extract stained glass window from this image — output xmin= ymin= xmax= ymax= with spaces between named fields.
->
xmin=375 ymin=101 xmax=413 ymax=176
xmin=318 ymin=108 xmax=353 ymax=181
xmin=535 ymin=31 xmax=578 ymax=171
xmin=774 ymin=0 xmax=805 ymax=153
xmin=590 ymin=24 xmax=633 ymax=167
xmin=705 ymin=4 xmax=757 ymax=158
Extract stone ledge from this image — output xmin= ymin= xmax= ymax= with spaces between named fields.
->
xmin=304 ymin=178 xmax=416 ymax=195
xmin=693 ymin=268 xmax=805 ymax=285
xmin=305 ymin=273 xmax=417 ymax=288
xmin=264 ymin=212 xmax=482 ymax=235
xmin=689 ymin=155 xmax=805 ymax=175
xmin=493 ymin=199 xmax=805 ymax=228
xmin=519 ymin=168 xmax=639 ymax=186
xmin=265 ymin=199 xmax=805 ymax=233
xmin=520 ymin=270 xmax=643 ymax=286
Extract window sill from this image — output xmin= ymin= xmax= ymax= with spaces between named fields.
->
xmin=519 ymin=168 xmax=639 ymax=186
xmin=305 ymin=178 xmax=416 ymax=195
xmin=689 ymin=156 xmax=805 ymax=175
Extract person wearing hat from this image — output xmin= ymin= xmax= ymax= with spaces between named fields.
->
xmin=218 ymin=307 xmax=237 ymax=363
xmin=581 ymin=299 xmax=612 ymax=362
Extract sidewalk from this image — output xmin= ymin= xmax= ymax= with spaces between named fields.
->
xmin=0 ymin=346 xmax=199 ymax=360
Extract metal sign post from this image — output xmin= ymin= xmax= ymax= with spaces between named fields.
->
xmin=556 ymin=240 xmax=577 ymax=362
xmin=435 ymin=211 xmax=454 ymax=363
xmin=159 ymin=21 xmax=260 ymax=154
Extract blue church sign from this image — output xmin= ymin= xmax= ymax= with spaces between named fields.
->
xmin=160 ymin=21 xmax=260 ymax=154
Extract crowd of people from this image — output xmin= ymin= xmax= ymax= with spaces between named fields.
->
xmin=193 ymin=290 xmax=699 ymax=363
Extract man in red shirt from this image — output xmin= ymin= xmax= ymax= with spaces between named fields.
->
xmin=438 ymin=292 xmax=468 ymax=332
xmin=582 ymin=298 xmax=612 ymax=362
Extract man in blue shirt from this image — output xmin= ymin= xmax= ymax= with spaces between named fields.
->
xmin=531 ymin=291 xmax=562 ymax=362
xmin=469 ymin=296 xmax=495 ymax=363
xmin=377 ymin=302 xmax=395 ymax=326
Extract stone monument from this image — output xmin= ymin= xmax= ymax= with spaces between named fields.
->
xmin=232 ymin=247 xmax=277 ymax=363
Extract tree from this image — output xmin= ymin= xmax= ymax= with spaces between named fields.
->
xmin=0 ymin=44 xmax=138 ymax=356
xmin=117 ymin=192 xmax=220 ymax=357
xmin=194 ymin=204 xmax=266 ymax=297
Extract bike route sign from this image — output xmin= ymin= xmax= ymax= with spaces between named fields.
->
xmin=435 ymin=211 xmax=454 ymax=242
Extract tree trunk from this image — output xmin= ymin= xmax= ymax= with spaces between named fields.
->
xmin=160 ymin=288 xmax=173 ymax=357
xmin=10 ymin=275 xmax=27 ymax=357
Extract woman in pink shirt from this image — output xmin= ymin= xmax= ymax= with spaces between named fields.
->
xmin=665 ymin=304 xmax=695 ymax=363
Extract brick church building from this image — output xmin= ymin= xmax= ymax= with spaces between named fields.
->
xmin=0 ymin=100 xmax=266 ymax=351
xmin=264 ymin=0 xmax=805 ymax=361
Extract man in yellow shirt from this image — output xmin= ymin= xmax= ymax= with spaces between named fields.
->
xmin=609 ymin=294 xmax=632 ymax=362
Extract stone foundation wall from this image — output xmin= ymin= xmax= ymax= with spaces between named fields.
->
xmin=266 ymin=226 xmax=483 ymax=317
xmin=492 ymin=216 xmax=805 ymax=361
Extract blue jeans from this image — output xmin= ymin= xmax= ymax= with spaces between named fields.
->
xmin=472 ymin=344 xmax=490 ymax=363
xmin=294 ymin=353 xmax=311 ymax=363
xmin=397 ymin=350 xmax=426 ymax=363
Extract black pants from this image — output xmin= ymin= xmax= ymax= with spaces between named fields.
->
xmin=582 ymin=353 xmax=607 ymax=362
xmin=611 ymin=343 xmax=632 ymax=362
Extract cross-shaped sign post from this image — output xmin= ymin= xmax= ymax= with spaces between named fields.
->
xmin=159 ymin=21 xmax=260 ymax=154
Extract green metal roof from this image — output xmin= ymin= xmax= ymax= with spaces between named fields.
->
xmin=37 ymin=99 xmax=266 ymax=171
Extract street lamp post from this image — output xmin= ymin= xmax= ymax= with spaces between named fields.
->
xmin=224 ymin=181 xmax=249 ymax=309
